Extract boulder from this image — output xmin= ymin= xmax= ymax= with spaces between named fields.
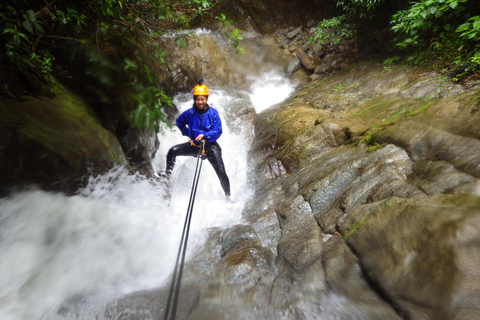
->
xmin=0 ymin=91 xmax=127 ymax=195
xmin=341 ymin=194 xmax=480 ymax=319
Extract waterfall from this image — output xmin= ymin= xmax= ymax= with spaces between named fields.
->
xmin=0 ymin=69 xmax=297 ymax=319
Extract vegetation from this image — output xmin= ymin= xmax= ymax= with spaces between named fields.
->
xmin=0 ymin=0 xmax=240 ymax=131
xmin=308 ymin=16 xmax=355 ymax=46
xmin=215 ymin=13 xmax=244 ymax=54
xmin=323 ymin=0 xmax=480 ymax=79
xmin=391 ymin=0 xmax=480 ymax=76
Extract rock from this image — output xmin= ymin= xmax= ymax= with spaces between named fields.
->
xmin=315 ymin=64 xmax=327 ymax=74
xmin=284 ymin=57 xmax=301 ymax=77
xmin=296 ymin=48 xmax=315 ymax=72
xmin=279 ymin=38 xmax=290 ymax=47
xmin=340 ymin=194 xmax=480 ymax=319
xmin=287 ymin=26 xmax=303 ymax=39
xmin=323 ymin=235 xmax=402 ymax=319
xmin=312 ymin=43 xmax=325 ymax=57
xmin=0 ymin=91 xmax=127 ymax=195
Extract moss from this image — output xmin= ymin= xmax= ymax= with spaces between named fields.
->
xmin=408 ymin=100 xmax=436 ymax=117
xmin=343 ymin=211 xmax=377 ymax=241
xmin=355 ymin=99 xmax=402 ymax=118
xmin=366 ymin=142 xmax=381 ymax=152
xmin=440 ymin=193 xmax=480 ymax=207
xmin=2 ymin=89 xmax=126 ymax=168
xmin=356 ymin=98 xmax=436 ymax=148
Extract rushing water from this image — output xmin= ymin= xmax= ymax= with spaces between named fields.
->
xmin=0 ymin=68 xmax=297 ymax=318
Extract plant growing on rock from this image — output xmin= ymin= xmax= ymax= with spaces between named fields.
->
xmin=215 ymin=13 xmax=244 ymax=54
xmin=308 ymin=16 xmax=355 ymax=46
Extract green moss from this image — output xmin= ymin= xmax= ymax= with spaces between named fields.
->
xmin=408 ymin=100 xmax=436 ymax=117
xmin=441 ymin=193 xmax=480 ymax=207
xmin=366 ymin=142 xmax=381 ymax=152
xmin=343 ymin=211 xmax=376 ymax=241
xmin=357 ymin=98 xmax=436 ymax=148
xmin=356 ymin=99 xmax=402 ymax=118
xmin=2 ymin=88 xmax=125 ymax=168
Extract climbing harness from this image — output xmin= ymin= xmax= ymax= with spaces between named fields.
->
xmin=163 ymin=140 xmax=206 ymax=320
xmin=190 ymin=140 xmax=207 ymax=159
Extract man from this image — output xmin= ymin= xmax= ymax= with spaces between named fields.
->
xmin=155 ymin=79 xmax=231 ymax=199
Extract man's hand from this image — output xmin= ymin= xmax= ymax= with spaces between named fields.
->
xmin=195 ymin=134 xmax=204 ymax=141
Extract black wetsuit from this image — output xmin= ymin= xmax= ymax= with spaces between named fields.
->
xmin=166 ymin=141 xmax=230 ymax=196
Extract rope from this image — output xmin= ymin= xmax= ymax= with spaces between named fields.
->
xmin=163 ymin=141 xmax=206 ymax=320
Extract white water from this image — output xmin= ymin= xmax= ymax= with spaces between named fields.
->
xmin=0 ymin=74 xmax=296 ymax=319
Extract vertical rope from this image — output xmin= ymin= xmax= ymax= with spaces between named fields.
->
xmin=163 ymin=141 xmax=205 ymax=320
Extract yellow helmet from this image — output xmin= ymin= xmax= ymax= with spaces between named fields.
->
xmin=193 ymin=78 xmax=208 ymax=96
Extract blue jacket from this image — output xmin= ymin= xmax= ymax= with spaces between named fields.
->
xmin=176 ymin=104 xmax=223 ymax=143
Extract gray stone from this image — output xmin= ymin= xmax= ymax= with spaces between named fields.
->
xmin=287 ymin=26 xmax=303 ymax=39
xmin=284 ymin=57 xmax=301 ymax=77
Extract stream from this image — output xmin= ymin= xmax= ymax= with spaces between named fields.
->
xmin=0 ymin=38 xmax=297 ymax=319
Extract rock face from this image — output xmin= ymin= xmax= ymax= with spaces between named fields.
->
xmin=212 ymin=0 xmax=331 ymax=34
xmin=104 ymin=33 xmax=480 ymax=319
xmin=0 ymin=91 xmax=127 ymax=195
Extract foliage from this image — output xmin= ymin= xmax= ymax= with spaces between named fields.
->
xmin=390 ymin=0 xmax=480 ymax=74
xmin=335 ymin=0 xmax=386 ymax=19
xmin=308 ymin=16 xmax=355 ymax=46
xmin=0 ymin=0 xmax=220 ymax=131
xmin=215 ymin=14 xmax=244 ymax=54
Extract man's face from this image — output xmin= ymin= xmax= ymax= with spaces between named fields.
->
xmin=194 ymin=95 xmax=207 ymax=109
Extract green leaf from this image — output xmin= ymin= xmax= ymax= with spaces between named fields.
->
xmin=2 ymin=28 xmax=12 ymax=35
xmin=13 ymin=34 xmax=20 ymax=46
xmin=22 ymin=20 xmax=33 ymax=33
xmin=34 ymin=22 xmax=44 ymax=33
xmin=457 ymin=22 xmax=471 ymax=32
xmin=473 ymin=20 xmax=480 ymax=31
xmin=25 ymin=10 xmax=36 ymax=22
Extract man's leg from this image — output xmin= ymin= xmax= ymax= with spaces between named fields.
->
xmin=206 ymin=144 xmax=231 ymax=196
xmin=166 ymin=142 xmax=198 ymax=176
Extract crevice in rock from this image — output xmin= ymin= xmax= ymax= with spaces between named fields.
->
xmin=337 ymin=227 xmax=410 ymax=320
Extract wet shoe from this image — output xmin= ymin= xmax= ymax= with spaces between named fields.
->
xmin=154 ymin=172 xmax=170 ymax=180
xmin=226 ymin=196 xmax=236 ymax=204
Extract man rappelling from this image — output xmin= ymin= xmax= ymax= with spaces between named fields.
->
xmin=155 ymin=78 xmax=232 ymax=201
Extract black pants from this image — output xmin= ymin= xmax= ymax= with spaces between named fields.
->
xmin=166 ymin=141 xmax=231 ymax=196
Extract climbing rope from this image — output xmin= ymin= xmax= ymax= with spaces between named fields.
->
xmin=163 ymin=140 xmax=206 ymax=320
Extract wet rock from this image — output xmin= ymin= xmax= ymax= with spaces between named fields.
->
xmin=284 ymin=57 xmax=301 ymax=77
xmin=296 ymin=48 xmax=315 ymax=72
xmin=188 ymin=225 xmax=275 ymax=319
xmin=312 ymin=43 xmax=325 ymax=58
xmin=287 ymin=26 xmax=303 ymax=39
xmin=340 ymin=194 xmax=480 ymax=319
xmin=323 ymin=235 xmax=403 ymax=319
xmin=378 ymin=120 xmax=480 ymax=178
xmin=0 ymin=92 xmax=127 ymax=196
xmin=279 ymin=38 xmax=290 ymax=47
xmin=412 ymin=160 xmax=475 ymax=194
